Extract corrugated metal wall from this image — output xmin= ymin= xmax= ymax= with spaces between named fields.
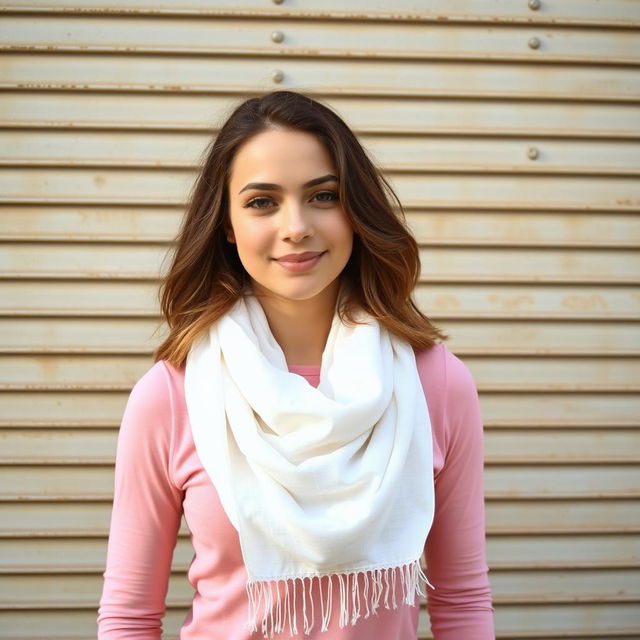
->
xmin=1 ymin=2 xmax=639 ymax=638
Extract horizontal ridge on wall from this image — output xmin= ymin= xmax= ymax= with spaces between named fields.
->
xmin=2 ymin=15 xmax=640 ymax=65
xmin=0 ymin=281 xmax=638 ymax=320
xmin=2 ymin=92 xmax=639 ymax=138
xmin=2 ymin=54 xmax=640 ymax=101
xmin=2 ymin=0 xmax=639 ymax=28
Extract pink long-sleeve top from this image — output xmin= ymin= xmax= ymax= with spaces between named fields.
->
xmin=97 ymin=341 xmax=494 ymax=639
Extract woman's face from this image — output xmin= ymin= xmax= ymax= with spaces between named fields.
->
xmin=226 ymin=128 xmax=353 ymax=306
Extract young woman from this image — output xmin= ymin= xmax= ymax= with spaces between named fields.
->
xmin=97 ymin=90 xmax=495 ymax=639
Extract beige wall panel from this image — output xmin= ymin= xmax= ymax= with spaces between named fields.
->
xmin=3 ymin=168 xmax=639 ymax=209
xmin=489 ymin=568 xmax=639 ymax=602
xmin=0 ymin=573 xmax=194 ymax=607
xmin=4 ymin=131 xmax=640 ymax=175
xmin=484 ymin=429 xmax=639 ymax=463
xmin=0 ymin=355 xmax=152 ymax=389
xmin=363 ymin=138 xmax=640 ymax=175
xmin=464 ymin=356 xmax=639 ymax=391
xmin=478 ymin=392 xmax=639 ymax=428
xmin=484 ymin=465 xmax=638 ymax=499
xmin=486 ymin=499 xmax=639 ymax=534
xmin=420 ymin=247 xmax=638 ymax=283
xmin=3 ymin=208 xmax=640 ymax=247
xmin=0 ymin=610 xmax=104 ymax=639
xmin=2 ymin=0 xmax=638 ymax=26
xmin=3 ymin=242 xmax=639 ymax=283
xmin=415 ymin=284 xmax=640 ymax=320
xmin=0 ymin=168 xmax=191 ymax=205
xmin=442 ymin=320 xmax=640 ymax=355
xmin=463 ymin=603 xmax=640 ymax=638
xmin=0 ymin=391 xmax=129 ymax=426
xmin=0 ymin=466 xmax=117 ymax=500
xmin=0 ymin=206 xmax=182 ymax=241
xmin=0 ymin=608 xmax=189 ymax=640
xmin=0 ymin=242 xmax=170 ymax=279
xmin=4 ymin=533 xmax=637 ymax=574
xmin=1 ymin=317 xmax=165 ymax=353
xmin=2 ymin=390 xmax=635 ymax=430
xmin=2 ymin=353 xmax=638 ymax=390
xmin=3 ymin=91 xmax=639 ymax=138
xmin=2 ymin=281 xmax=639 ymax=320
xmin=1 ymin=464 xmax=636 ymax=502
xmin=1 ymin=429 xmax=116 ymax=463
xmin=408 ymin=212 xmax=640 ymax=248
xmin=0 ymin=130 xmax=204 ymax=167
xmin=1 ymin=498 xmax=635 ymax=537
xmin=3 ymin=16 xmax=640 ymax=65
xmin=7 ymin=570 xmax=640 ymax=615
xmin=3 ymin=353 xmax=639 ymax=392
xmin=394 ymin=175 xmax=640 ymax=210
xmin=0 ymin=502 xmax=191 ymax=536
xmin=2 ymin=54 xmax=639 ymax=101
xmin=5 ymin=317 xmax=639 ymax=355
xmin=4 ymin=568 xmax=639 ymax=609
xmin=3 ymin=427 xmax=638 ymax=465
xmin=0 ymin=281 xmax=160 ymax=316
xmin=0 ymin=537 xmax=194 ymax=571
xmin=487 ymin=534 xmax=640 ymax=569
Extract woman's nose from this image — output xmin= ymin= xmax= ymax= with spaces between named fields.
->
xmin=279 ymin=201 xmax=313 ymax=242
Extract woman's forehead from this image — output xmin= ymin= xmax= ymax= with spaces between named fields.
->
xmin=229 ymin=130 xmax=336 ymax=189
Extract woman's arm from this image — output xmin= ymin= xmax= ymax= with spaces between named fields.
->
xmin=424 ymin=346 xmax=495 ymax=639
xmin=97 ymin=362 xmax=183 ymax=639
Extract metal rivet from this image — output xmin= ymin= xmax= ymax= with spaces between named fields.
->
xmin=528 ymin=37 xmax=541 ymax=50
xmin=527 ymin=146 xmax=539 ymax=160
xmin=528 ymin=0 xmax=541 ymax=10
xmin=271 ymin=31 xmax=284 ymax=43
xmin=271 ymin=69 xmax=284 ymax=83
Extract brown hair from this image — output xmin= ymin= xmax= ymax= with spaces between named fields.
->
xmin=154 ymin=90 xmax=447 ymax=368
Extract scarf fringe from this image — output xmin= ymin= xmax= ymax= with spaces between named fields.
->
xmin=246 ymin=559 xmax=433 ymax=638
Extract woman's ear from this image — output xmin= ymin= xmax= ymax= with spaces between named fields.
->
xmin=224 ymin=224 xmax=236 ymax=244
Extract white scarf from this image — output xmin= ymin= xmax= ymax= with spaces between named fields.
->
xmin=184 ymin=291 xmax=435 ymax=637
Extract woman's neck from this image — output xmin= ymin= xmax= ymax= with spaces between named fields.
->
xmin=251 ymin=280 xmax=340 ymax=367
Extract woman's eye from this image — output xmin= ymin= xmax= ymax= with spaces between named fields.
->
xmin=313 ymin=190 xmax=339 ymax=203
xmin=243 ymin=190 xmax=338 ymax=210
xmin=245 ymin=197 xmax=274 ymax=209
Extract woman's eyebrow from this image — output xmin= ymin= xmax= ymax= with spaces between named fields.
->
xmin=238 ymin=174 xmax=338 ymax=195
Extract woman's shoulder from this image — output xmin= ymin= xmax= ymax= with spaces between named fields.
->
xmin=124 ymin=359 xmax=185 ymax=419
xmin=413 ymin=341 xmax=480 ymax=423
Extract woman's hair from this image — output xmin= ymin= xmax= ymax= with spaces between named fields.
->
xmin=154 ymin=90 xmax=447 ymax=368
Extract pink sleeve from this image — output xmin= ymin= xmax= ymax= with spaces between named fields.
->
xmin=97 ymin=362 xmax=183 ymax=639
xmin=422 ymin=346 xmax=495 ymax=639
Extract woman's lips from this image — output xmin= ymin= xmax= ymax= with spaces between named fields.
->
xmin=274 ymin=251 xmax=326 ymax=272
